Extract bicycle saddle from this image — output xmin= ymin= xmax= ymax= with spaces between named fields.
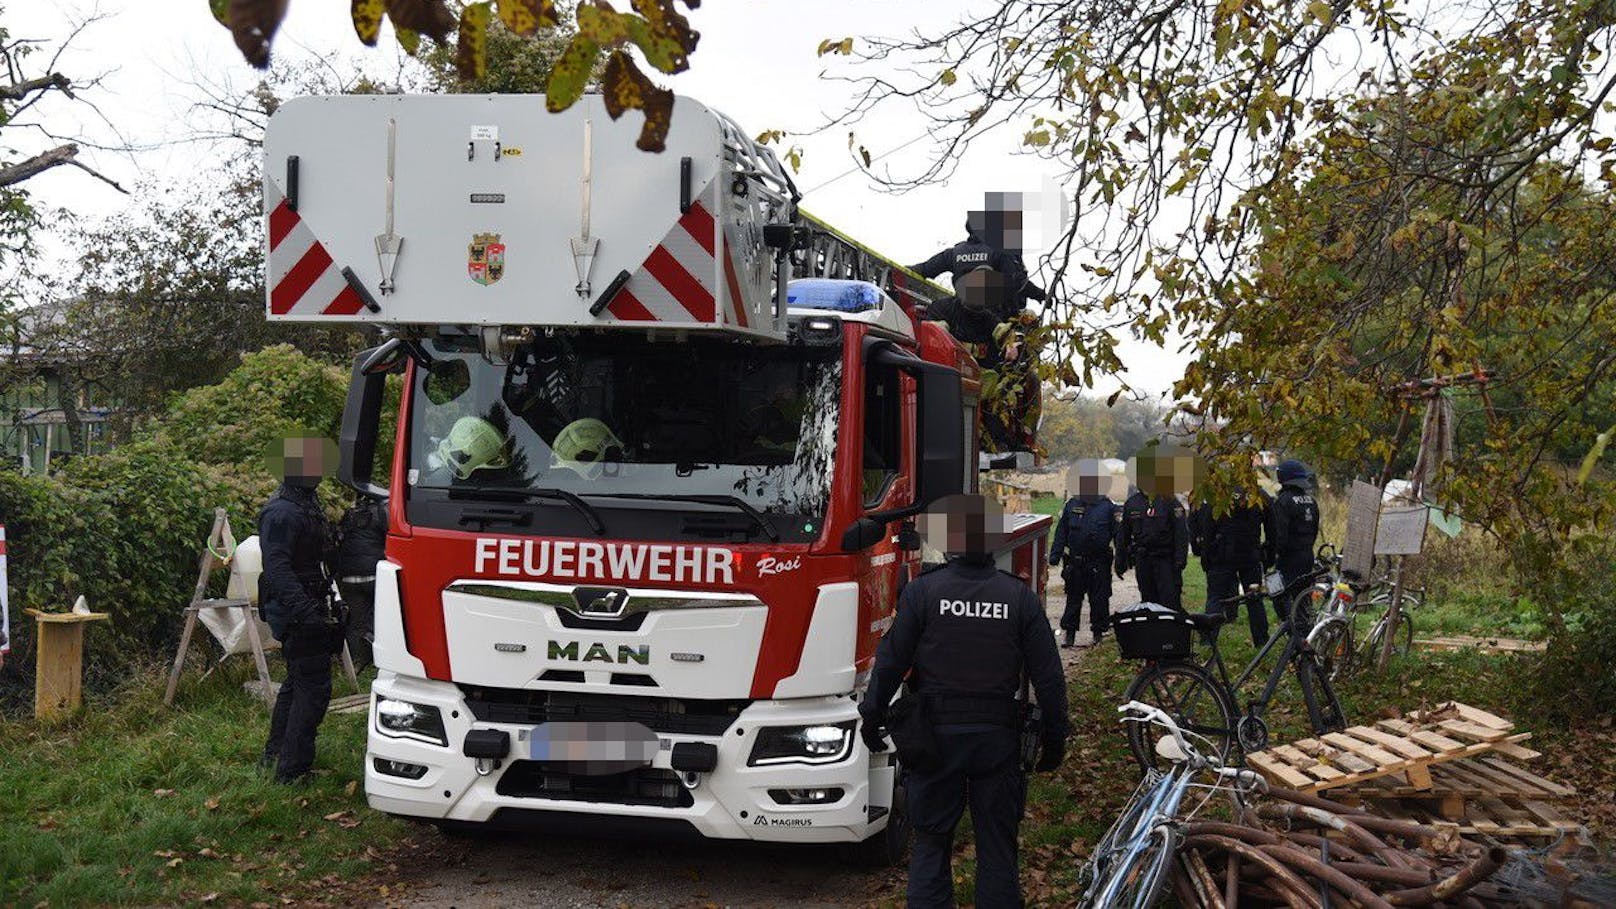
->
xmin=1185 ymin=612 xmax=1229 ymax=631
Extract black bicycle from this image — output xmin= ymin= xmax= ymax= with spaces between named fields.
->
xmin=1116 ymin=577 xmax=1347 ymax=771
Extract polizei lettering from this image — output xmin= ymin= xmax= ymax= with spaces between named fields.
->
xmin=939 ymin=599 xmax=1010 ymax=619
xmin=548 ymin=640 xmax=651 ymax=665
xmin=474 ymin=538 xmax=736 ymax=585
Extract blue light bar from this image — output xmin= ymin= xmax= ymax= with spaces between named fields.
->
xmin=786 ymin=279 xmax=884 ymax=313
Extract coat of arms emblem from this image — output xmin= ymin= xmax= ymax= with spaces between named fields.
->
xmin=468 ymin=232 xmax=505 ymax=286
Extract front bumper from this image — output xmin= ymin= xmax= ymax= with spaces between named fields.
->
xmin=364 ymin=672 xmax=893 ymax=843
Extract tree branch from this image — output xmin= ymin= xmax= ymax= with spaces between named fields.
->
xmin=0 ymin=143 xmax=78 ymax=188
xmin=0 ymin=71 xmax=73 ymax=102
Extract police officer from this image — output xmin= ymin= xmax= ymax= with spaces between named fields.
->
xmin=1267 ymin=459 xmax=1321 ymax=600
xmin=1191 ymin=486 xmax=1275 ymax=645
xmin=1049 ymin=462 xmax=1124 ymax=647
xmin=911 ymin=212 xmax=1047 ymax=310
xmin=336 ymin=494 xmax=387 ymax=671
xmin=258 ymin=436 xmax=341 ymax=785
xmin=1120 ymin=458 xmax=1190 ymax=610
xmin=859 ymin=495 xmax=1069 ymax=909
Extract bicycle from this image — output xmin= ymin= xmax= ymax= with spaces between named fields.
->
xmin=1118 ymin=573 xmax=1348 ymax=770
xmin=1078 ymin=701 xmax=1264 ymax=909
xmin=1360 ymin=559 xmax=1424 ymax=662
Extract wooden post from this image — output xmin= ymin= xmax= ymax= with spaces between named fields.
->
xmin=28 ymin=608 xmax=110 ymax=720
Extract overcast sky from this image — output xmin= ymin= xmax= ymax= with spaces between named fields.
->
xmin=9 ymin=0 xmax=1188 ymax=395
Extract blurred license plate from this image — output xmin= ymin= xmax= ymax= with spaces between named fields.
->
xmin=526 ymin=721 xmax=661 ymax=774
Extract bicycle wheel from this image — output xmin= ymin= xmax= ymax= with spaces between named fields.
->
xmin=1308 ymin=617 xmax=1355 ymax=682
xmin=1098 ymin=824 xmax=1178 ymax=909
xmin=1123 ymin=662 xmax=1236 ymax=771
xmin=1362 ymin=610 xmax=1415 ymax=663
xmin=1295 ymin=652 xmax=1347 ymax=733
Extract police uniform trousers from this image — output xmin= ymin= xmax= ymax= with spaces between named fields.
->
xmin=1060 ymin=557 xmax=1113 ymax=635
xmin=1205 ymin=562 xmax=1267 ymax=645
xmin=337 ymin=578 xmax=376 ymax=671
xmin=263 ymin=623 xmax=342 ymax=782
xmin=1133 ymin=553 xmax=1183 ymax=611
xmin=907 ymin=725 xmax=1026 ymax=909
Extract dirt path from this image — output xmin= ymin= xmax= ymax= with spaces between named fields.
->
xmin=375 ymin=573 xmax=1137 ymax=908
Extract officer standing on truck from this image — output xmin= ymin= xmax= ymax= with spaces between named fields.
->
xmin=1191 ymin=485 xmax=1275 ymax=645
xmin=1120 ymin=450 xmax=1190 ymax=611
xmin=1049 ymin=461 xmax=1124 ymax=648
xmin=336 ymin=494 xmax=388 ymax=671
xmin=258 ymin=436 xmax=342 ymax=785
xmin=1267 ymin=459 xmax=1321 ymax=595
xmin=859 ymin=494 xmax=1069 ymax=909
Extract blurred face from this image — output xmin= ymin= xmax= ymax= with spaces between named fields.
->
xmin=267 ymin=435 xmax=337 ymax=487
xmin=918 ymin=494 xmax=1009 ymax=557
xmin=957 ymin=268 xmax=1008 ymax=312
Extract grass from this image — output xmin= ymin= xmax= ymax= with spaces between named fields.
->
xmin=0 ymin=663 xmax=402 ymax=907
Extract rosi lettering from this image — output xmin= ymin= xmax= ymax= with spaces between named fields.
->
xmin=756 ymin=555 xmax=802 ymax=577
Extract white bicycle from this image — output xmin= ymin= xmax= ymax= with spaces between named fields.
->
xmin=1078 ymin=702 xmax=1264 ymax=909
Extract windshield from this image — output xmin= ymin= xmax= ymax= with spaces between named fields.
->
xmin=407 ymin=334 xmax=842 ymax=537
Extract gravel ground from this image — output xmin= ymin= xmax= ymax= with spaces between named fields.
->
xmin=378 ymin=569 xmax=1141 ymax=908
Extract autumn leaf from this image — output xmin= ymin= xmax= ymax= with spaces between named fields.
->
xmin=600 ymin=49 xmax=675 ymax=152
xmin=456 ymin=2 xmax=492 ymax=80
xmin=939 ymin=68 xmax=957 ymax=87
xmin=227 ymin=0 xmax=291 ymax=68
xmin=394 ymin=25 xmax=421 ymax=55
xmin=546 ymin=37 xmax=601 ymax=112
xmin=384 ymin=0 xmax=456 ymax=42
xmin=496 ymin=0 xmax=557 ymax=36
xmin=628 ymin=0 xmax=697 ymax=73
xmin=351 ymin=0 xmax=385 ymax=46
xmin=207 ymin=0 xmax=229 ymax=27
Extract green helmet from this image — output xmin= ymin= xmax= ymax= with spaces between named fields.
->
xmin=551 ymin=418 xmax=625 ymax=479
xmin=437 ymin=416 xmax=510 ymax=479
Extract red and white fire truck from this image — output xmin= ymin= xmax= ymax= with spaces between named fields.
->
xmin=263 ymin=94 xmax=1051 ymax=861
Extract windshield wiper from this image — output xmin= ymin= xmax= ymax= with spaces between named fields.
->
xmin=447 ymin=485 xmax=606 ymax=536
xmin=593 ymin=492 xmax=781 ymax=543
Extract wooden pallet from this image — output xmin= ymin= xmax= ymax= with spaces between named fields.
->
xmin=1349 ymin=754 xmax=1575 ymax=807
xmin=1415 ymin=634 xmax=1546 ymax=654
xmin=1245 ymin=702 xmax=1534 ymax=793
xmin=1370 ymin=795 xmax=1589 ymax=843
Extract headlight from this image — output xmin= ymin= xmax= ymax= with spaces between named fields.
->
xmin=748 ymin=721 xmax=856 ymax=766
xmin=375 ymin=696 xmax=448 ymax=747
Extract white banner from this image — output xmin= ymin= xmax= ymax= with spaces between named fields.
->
xmin=1 ymin=524 xmax=10 ymax=655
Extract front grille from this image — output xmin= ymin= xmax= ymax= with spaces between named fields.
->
xmin=460 ymin=686 xmax=747 ymax=736
xmin=495 ymin=763 xmax=694 ymax=808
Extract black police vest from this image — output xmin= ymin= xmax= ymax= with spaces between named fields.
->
xmin=908 ymin=561 xmax=1031 ymax=726
xmin=1128 ymin=495 xmax=1178 ymax=554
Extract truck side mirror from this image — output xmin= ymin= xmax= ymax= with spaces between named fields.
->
xmin=840 ymin=516 xmax=888 ymax=552
xmin=339 ymin=347 xmax=390 ymax=499
xmin=913 ymin=357 xmax=966 ymax=509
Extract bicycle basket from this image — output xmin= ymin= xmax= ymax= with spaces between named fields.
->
xmin=1113 ymin=606 xmax=1196 ymax=660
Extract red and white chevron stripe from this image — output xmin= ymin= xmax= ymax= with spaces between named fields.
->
xmin=604 ymin=183 xmax=750 ymax=329
xmin=265 ymin=182 xmax=369 ymax=317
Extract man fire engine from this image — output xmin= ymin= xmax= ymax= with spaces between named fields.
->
xmin=261 ymin=93 xmax=1052 ymax=863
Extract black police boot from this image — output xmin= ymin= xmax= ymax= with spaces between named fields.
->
xmin=1061 ymin=628 xmax=1076 ymax=648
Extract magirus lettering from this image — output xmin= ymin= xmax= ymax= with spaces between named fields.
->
xmin=547 ymin=640 xmax=651 ymax=665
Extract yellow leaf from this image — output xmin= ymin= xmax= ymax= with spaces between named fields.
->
xmin=598 ymin=50 xmax=675 ymax=152
xmin=351 ymin=0 xmax=384 ymax=45
xmin=456 ymin=2 xmax=491 ymax=81
xmin=1307 ymin=0 xmax=1333 ymax=25
xmin=940 ymin=68 xmax=957 ymax=87
xmin=394 ymin=25 xmax=421 ymax=55
xmin=547 ymin=37 xmax=601 ymax=112
xmin=496 ymin=0 xmax=557 ymax=37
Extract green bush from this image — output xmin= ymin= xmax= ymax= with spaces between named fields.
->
xmin=1517 ymin=533 xmax=1616 ymax=723
xmin=1 ymin=346 xmax=356 ymax=710
xmin=158 ymin=343 xmax=348 ymax=466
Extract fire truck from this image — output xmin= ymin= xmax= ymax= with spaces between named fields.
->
xmin=263 ymin=93 xmax=1051 ymax=862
